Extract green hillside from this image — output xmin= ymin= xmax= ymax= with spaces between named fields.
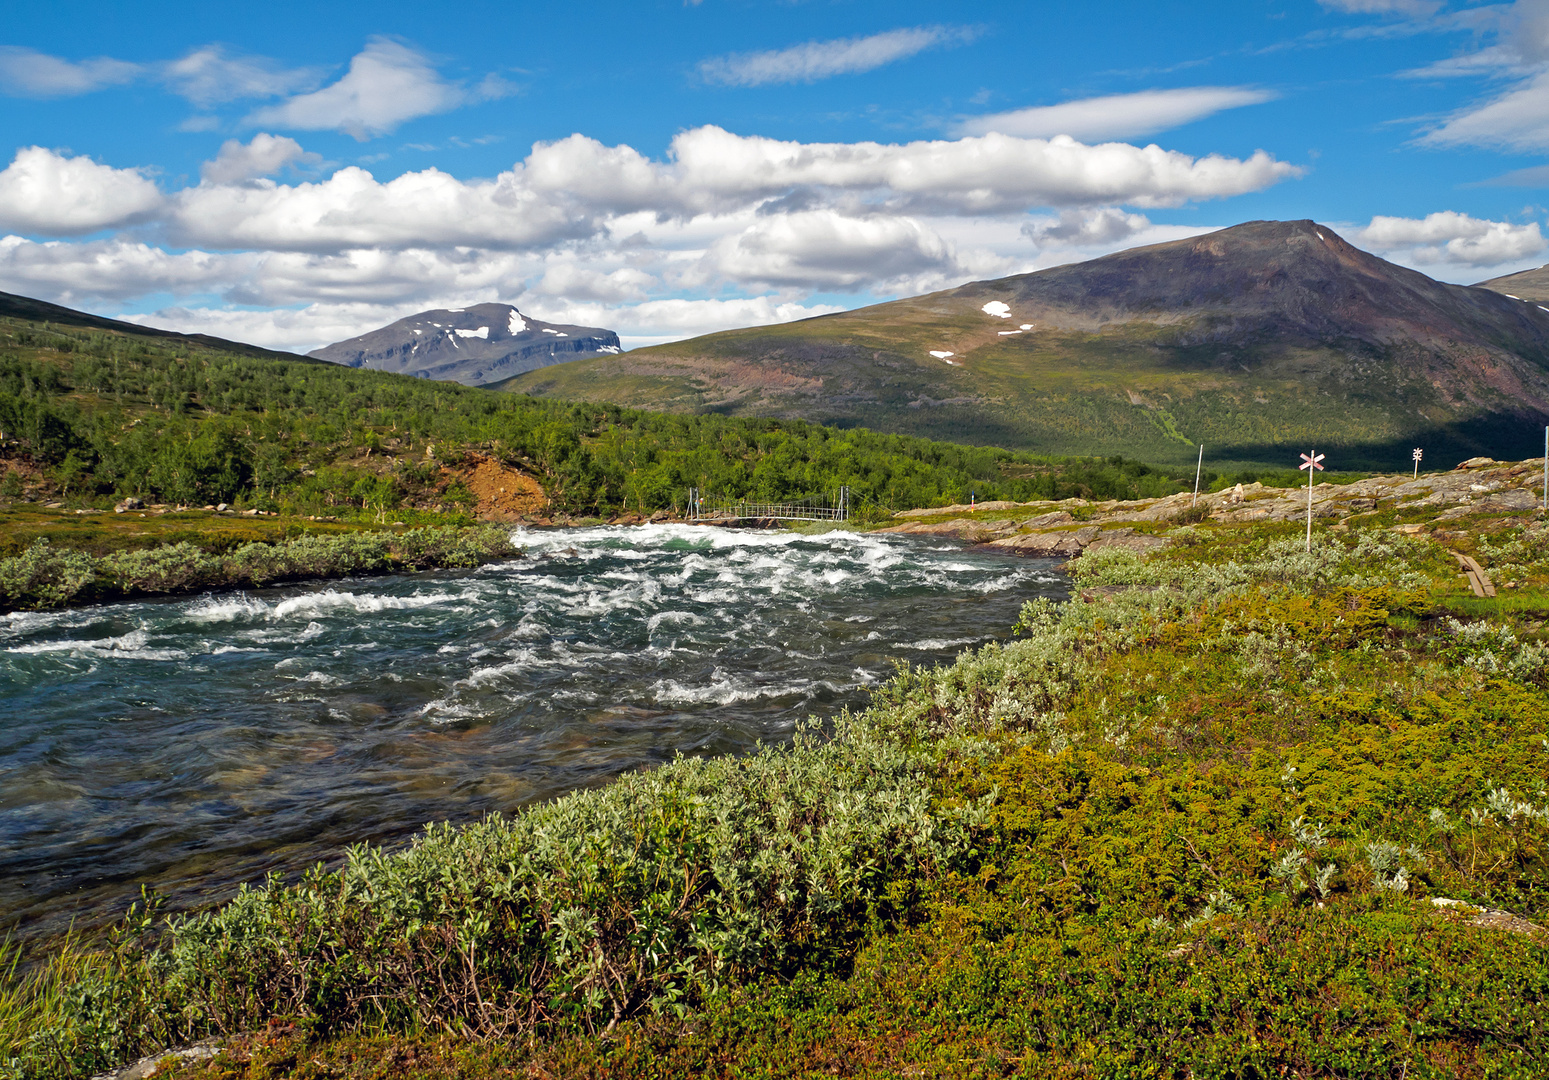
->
xmin=498 ymin=221 xmax=1549 ymax=471
xmin=0 ymin=294 xmax=1215 ymax=529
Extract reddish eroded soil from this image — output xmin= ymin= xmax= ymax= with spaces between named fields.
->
xmin=453 ymin=454 xmax=548 ymax=521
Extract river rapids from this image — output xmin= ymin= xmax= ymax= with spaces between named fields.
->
xmin=0 ymin=524 xmax=1067 ymax=940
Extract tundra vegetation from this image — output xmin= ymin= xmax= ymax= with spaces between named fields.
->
xmin=4 ymin=497 xmax=1548 ymax=1078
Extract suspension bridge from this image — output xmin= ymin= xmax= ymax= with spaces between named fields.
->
xmin=686 ymin=487 xmax=850 ymax=523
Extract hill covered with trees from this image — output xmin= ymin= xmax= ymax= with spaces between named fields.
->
xmin=0 ymin=305 xmax=1211 ymax=525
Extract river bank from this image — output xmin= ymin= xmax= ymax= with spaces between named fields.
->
xmin=0 ymin=523 xmax=522 ymax=614
xmin=0 ymin=527 xmax=1062 ymax=948
xmin=6 ymin=479 xmax=1548 ymax=1078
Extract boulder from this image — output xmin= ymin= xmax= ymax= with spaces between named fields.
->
xmin=114 ymin=496 xmax=144 ymax=513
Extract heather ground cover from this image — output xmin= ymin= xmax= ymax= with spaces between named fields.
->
xmin=6 ymin=500 xmax=1548 ymax=1079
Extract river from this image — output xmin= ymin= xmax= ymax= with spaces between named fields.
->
xmin=0 ymin=524 xmax=1066 ymax=941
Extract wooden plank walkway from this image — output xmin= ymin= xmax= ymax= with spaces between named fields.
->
xmin=1451 ymin=552 xmax=1497 ymax=598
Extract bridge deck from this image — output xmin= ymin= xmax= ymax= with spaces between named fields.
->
xmin=687 ymin=488 xmax=850 ymax=523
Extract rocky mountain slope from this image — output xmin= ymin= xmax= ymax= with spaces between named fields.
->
xmin=498 ymin=221 xmax=1549 ymax=470
xmin=309 ymin=303 xmax=621 ymax=386
xmin=1477 ymin=265 xmax=1549 ymax=304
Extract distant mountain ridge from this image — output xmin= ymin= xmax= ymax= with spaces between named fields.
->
xmin=308 ymin=303 xmax=622 ymax=386
xmin=498 ymin=220 xmax=1549 ymax=468
xmin=1477 ymin=265 xmax=1549 ymax=305
xmin=0 ymin=290 xmax=309 ymax=362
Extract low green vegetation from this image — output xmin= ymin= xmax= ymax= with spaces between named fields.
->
xmin=5 ymin=504 xmax=1549 ymax=1078
xmin=1 ymin=315 xmax=1247 ymax=522
xmin=0 ymin=525 xmax=519 ymax=613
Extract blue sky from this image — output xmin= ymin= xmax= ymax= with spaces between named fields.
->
xmin=2 ymin=0 xmax=1548 ymax=351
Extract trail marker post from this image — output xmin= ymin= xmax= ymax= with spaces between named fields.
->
xmin=1193 ymin=444 xmax=1204 ymax=508
xmin=1412 ymin=448 xmax=1422 ymax=480
xmin=1543 ymin=426 xmax=1547 ymax=511
xmin=1299 ymin=451 xmax=1325 ymax=552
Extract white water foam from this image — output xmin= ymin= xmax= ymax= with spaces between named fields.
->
xmin=903 ymin=637 xmax=981 ymax=651
xmin=183 ymin=593 xmax=271 ymax=622
xmin=8 ymin=627 xmax=188 ymax=661
xmin=271 ymin=588 xmax=479 ymax=620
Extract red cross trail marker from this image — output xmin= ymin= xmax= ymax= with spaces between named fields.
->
xmin=1299 ymin=451 xmax=1325 ymax=551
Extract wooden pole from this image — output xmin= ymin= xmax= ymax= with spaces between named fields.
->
xmin=1306 ymin=459 xmax=1314 ymax=552
xmin=1193 ymin=444 xmax=1204 ymax=508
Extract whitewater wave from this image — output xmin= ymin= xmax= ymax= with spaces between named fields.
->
xmin=182 ymin=593 xmax=270 ymax=623
xmin=271 ymin=588 xmax=479 ymax=620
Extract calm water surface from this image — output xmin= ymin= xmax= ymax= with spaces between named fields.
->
xmin=0 ymin=524 xmax=1066 ymax=940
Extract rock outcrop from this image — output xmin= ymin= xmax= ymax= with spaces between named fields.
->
xmin=880 ymin=456 xmax=1548 ymax=558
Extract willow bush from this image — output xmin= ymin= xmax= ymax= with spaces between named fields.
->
xmin=8 ymin=516 xmax=1549 ymax=1078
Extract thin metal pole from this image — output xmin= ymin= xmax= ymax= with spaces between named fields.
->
xmin=1193 ymin=444 xmax=1204 ymax=508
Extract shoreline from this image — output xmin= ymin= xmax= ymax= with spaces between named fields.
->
xmin=0 ymin=523 xmax=522 ymax=615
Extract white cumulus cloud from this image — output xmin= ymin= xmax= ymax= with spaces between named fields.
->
xmin=702 ymin=210 xmax=959 ymax=291
xmin=168 ymin=164 xmax=585 ymax=252
xmin=535 ymin=263 xmax=656 ymax=302
xmin=1023 ymin=207 xmax=1152 ymax=247
xmin=159 ymin=126 xmax=1298 ymax=255
xmin=0 ymin=147 xmax=164 ymax=236
xmin=657 ymin=126 xmax=1300 ymax=215
xmin=959 ymin=86 xmax=1277 ymax=142
xmin=245 ymin=38 xmax=510 ymax=139
xmin=698 ymin=25 xmax=976 ymax=87
xmin=200 ymin=134 xmax=323 ymax=184
xmin=0 ymin=236 xmax=240 ymax=304
xmin=1351 ymin=211 xmax=1546 ymax=267
xmin=0 ymin=47 xmax=140 ymax=98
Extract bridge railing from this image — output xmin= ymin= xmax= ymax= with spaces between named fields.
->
xmin=686 ymin=487 xmax=849 ymax=523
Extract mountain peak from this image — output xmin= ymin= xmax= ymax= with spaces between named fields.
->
xmin=498 ymin=219 xmax=1549 ymax=467
xmin=309 ymin=303 xmax=621 ymax=386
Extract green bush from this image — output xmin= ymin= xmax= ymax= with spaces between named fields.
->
xmin=161 ymin=721 xmax=984 ymax=1040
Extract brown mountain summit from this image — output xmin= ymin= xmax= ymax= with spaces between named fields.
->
xmin=1476 ymin=264 xmax=1549 ymax=305
xmin=501 ymin=220 xmax=1549 ymax=468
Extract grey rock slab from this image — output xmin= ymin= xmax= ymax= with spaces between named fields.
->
xmin=1085 ymin=531 xmax=1170 ymax=554
xmin=1433 ymin=488 xmax=1540 ymax=519
xmin=1018 ymin=510 xmax=1075 ymax=528
xmin=986 ymin=532 xmax=1085 ymax=556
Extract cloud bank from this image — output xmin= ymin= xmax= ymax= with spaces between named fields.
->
xmin=1352 ymin=211 xmax=1546 ymax=267
xmin=0 ymin=125 xmax=1301 ymax=352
